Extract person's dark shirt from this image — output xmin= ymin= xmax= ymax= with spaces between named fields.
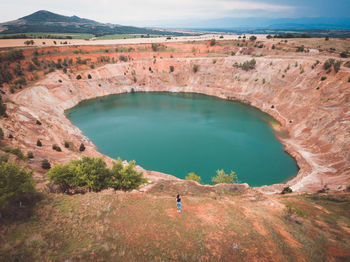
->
xmin=176 ymin=195 xmax=181 ymax=202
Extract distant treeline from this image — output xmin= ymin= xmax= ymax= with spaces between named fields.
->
xmin=0 ymin=34 xmax=73 ymax=39
xmin=268 ymin=33 xmax=311 ymax=39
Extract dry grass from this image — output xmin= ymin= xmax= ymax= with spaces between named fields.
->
xmin=1 ymin=181 xmax=350 ymax=261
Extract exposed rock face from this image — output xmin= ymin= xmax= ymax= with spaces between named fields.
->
xmin=4 ymin=55 xmax=350 ymax=192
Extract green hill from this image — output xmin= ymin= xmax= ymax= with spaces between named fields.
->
xmin=0 ymin=10 xmax=184 ymax=37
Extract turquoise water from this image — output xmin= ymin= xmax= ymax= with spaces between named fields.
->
xmin=66 ymin=92 xmax=299 ymax=186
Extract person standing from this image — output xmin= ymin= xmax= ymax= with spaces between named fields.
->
xmin=176 ymin=194 xmax=181 ymax=213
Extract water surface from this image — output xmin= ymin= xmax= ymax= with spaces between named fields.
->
xmin=66 ymin=92 xmax=299 ymax=186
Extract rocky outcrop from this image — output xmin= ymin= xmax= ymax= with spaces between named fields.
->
xmin=3 ymin=55 xmax=350 ymax=192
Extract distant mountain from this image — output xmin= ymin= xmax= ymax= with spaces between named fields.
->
xmin=0 ymin=10 xmax=184 ymax=36
xmin=156 ymin=17 xmax=350 ymax=30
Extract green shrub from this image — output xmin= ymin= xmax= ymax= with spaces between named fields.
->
xmin=109 ymin=158 xmax=147 ymax=191
xmin=64 ymin=141 xmax=70 ymax=148
xmin=36 ymin=120 xmax=41 ymax=125
xmin=296 ymin=45 xmax=304 ymax=52
xmin=333 ymin=60 xmax=341 ymax=73
xmin=36 ymin=139 xmax=42 ymax=147
xmin=323 ymin=59 xmax=335 ymax=70
xmin=193 ymin=64 xmax=198 ymax=73
xmin=321 ymin=76 xmax=327 ymax=81
xmin=0 ymin=154 xmax=9 ymax=163
xmin=0 ymin=147 xmax=25 ymax=160
xmin=41 ymin=159 xmax=51 ymax=169
xmin=49 ymin=157 xmax=146 ymax=193
xmin=0 ymin=162 xmax=35 ymax=214
xmin=231 ymin=51 xmax=236 ymax=56
xmin=212 ymin=169 xmax=238 ymax=184
xmin=169 ymin=65 xmax=174 ymax=72
xmin=119 ymin=55 xmax=127 ymax=62
xmin=151 ymin=43 xmax=160 ymax=51
xmin=88 ymin=74 xmax=92 ymax=79
xmin=281 ymin=187 xmax=292 ymax=194
xmin=249 ymin=36 xmax=257 ymax=41
xmin=27 ymin=151 xmax=34 ymax=159
xmin=185 ymin=172 xmax=201 ymax=183
xmin=0 ymin=96 xmax=6 ymax=116
xmin=76 ymin=75 xmax=82 ymax=80
xmin=210 ymin=39 xmax=216 ymax=46
xmin=340 ymin=51 xmax=349 ymax=58
xmin=52 ymin=144 xmax=62 ymax=152
xmin=27 ymin=62 xmax=36 ymax=72
xmin=32 ymin=57 xmax=40 ymax=67
xmin=233 ymin=59 xmax=256 ymax=71
xmin=79 ymin=143 xmax=85 ymax=152
xmin=14 ymin=64 xmax=23 ymax=76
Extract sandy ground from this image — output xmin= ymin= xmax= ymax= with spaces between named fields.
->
xmin=0 ymin=34 xmax=269 ymax=48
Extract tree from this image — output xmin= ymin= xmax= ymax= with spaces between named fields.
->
xmin=0 ymin=162 xmax=35 ymax=216
xmin=333 ymin=60 xmax=341 ymax=73
xmin=340 ymin=51 xmax=349 ymax=58
xmin=0 ymin=95 xmax=6 ymax=117
xmin=76 ymin=75 xmax=82 ymax=80
xmin=64 ymin=141 xmax=70 ymax=148
xmin=36 ymin=139 xmax=42 ymax=147
xmin=185 ymin=172 xmax=201 ymax=183
xmin=79 ymin=143 xmax=85 ymax=152
xmin=27 ymin=152 xmax=34 ymax=159
xmin=88 ymin=74 xmax=92 ymax=79
xmin=212 ymin=169 xmax=238 ymax=184
xmin=151 ymin=43 xmax=160 ymax=51
xmin=41 ymin=159 xmax=51 ymax=169
xmin=169 ymin=65 xmax=174 ymax=73
xmin=323 ymin=59 xmax=334 ymax=70
xmin=0 ymin=127 xmax=3 ymax=139
xmin=281 ymin=187 xmax=292 ymax=194
xmin=193 ymin=64 xmax=198 ymax=73
xmin=119 ymin=55 xmax=127 ymax=62
xmin=249 ymin=36 xmax=257 ymax=41
xmin=109 ymin=158 xmax=147 ymax=191
xmin=210 ymin=39 xmax=216 ymax=46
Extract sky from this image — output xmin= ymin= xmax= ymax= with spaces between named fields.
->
xmin=0 ymin=0 xmax=349 ymax=26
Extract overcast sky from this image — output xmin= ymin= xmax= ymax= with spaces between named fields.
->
xmin=1 ymin=0 xmax=349 ymax=26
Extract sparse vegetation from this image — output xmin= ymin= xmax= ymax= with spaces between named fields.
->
xmin=27 ymin=151 xmax=34 ymax=159
xmin=323 ymin=59 xmax=335 ymax=70
xmin=119 ymin=55 xmax=128 ymax=62
xmin=212 ymin=169 xmax=238 ymax=184
xmin=52 ymin=144 xmax=62 ymax=152
xmin=48 ymin=157 xmax=146 ymax=193
xmin=210 ymin=39 xmax=216 ymax=46
xmin=41 ymin=159 xmax=51 ymax=169
xmin=0 ymin=161 xmax=35 ymax=217
xmin=185 ymin=172 xmax=201 ymax=183
xmin=79 ymin=143 xmax=85 ymax=152
xmin=281 ymin=187 xmax=292 ymax=194
xmin=233 ymin=59 xmax=256 ymax=71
